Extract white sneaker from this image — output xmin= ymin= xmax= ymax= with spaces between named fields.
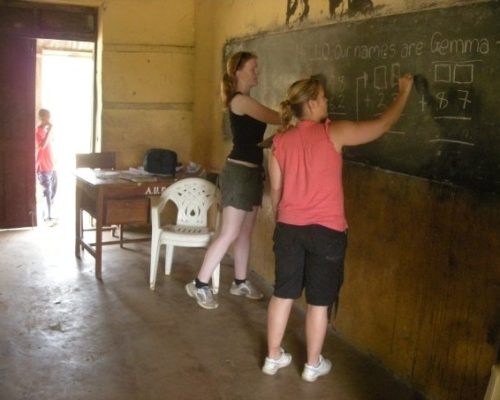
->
xmin=185 ymin=281 xmax=218 ymax=310
xmin=230 ymin=280 xmax=264 ymax=300
xmin=301 ymin=355 xmax=332 ymax=382
xmin=262 ymin=348 xmax=292 ymax=375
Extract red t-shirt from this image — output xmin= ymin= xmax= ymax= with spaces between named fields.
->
xmin=272 ymin=119 xmax=347 ymax=232
xmin=35 ymin=125 xmax=54 ymax=172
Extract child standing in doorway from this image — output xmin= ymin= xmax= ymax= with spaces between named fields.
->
xmin=35 ymin=108 xmax=58 ymax=226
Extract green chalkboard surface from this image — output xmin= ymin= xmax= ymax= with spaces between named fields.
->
xmin=225 ymin=2 xmax=500 ymax=193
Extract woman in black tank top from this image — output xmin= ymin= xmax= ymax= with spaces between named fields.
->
xmin=185 ymin=51 xmax=280 ymax=310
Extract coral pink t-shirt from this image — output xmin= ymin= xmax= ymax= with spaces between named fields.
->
xmin=272 ymin=119 xmax=347 ymax=232
xmin=35 ymin=125 xmax=54 ymax=172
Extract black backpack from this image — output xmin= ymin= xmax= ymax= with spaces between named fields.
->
xmin=143 ymin=149 xmax=177 ymax=176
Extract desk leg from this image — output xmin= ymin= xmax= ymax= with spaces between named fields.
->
xmin=75 ymin=183 xmax=81 ymax=259
xmin=95 ymin=190 xmax=104 ymax=280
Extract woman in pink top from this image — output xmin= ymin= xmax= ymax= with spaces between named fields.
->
xmin=262 ymin=74 xmax=413 ymax=381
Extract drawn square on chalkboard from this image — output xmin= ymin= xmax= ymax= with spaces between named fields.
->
xmin=374 ymin=66 xmax=388 ymax=89
xmin=434 ymin=64 xmax=451 ymax=83
xmin=391 ymin=63 xmax=401 ymax=87
xmin=453 ymin=64 xmax=474 ymax=84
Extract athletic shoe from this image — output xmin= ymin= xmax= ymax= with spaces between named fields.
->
xmin=44 ymin=218 xmax=58 ymax=227
xmin=185 ymin=281 xmax=218 ymax=310
xmin=229 ymin=280 xmax=264 ymax=300
xmin=262 ymin=348 xmax=292 ymax=375
xmin=301 ymin=355 xmax=332 ymax=382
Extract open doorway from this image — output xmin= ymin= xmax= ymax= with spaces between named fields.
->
xmin=35 ymin=39 xmax=95 ymax=229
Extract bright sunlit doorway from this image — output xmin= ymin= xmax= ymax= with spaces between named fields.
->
xmin=35 ymin=39 xmax=95 ymax=229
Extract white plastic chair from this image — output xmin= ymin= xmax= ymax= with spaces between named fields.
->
xmin=149 ymin=177 xmax=221 ymax=292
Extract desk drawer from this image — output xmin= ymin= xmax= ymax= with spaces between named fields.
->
xmin=105 ymin=198 xmax=149 ymax=225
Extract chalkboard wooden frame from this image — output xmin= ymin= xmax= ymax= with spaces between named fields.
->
xmin=224 ymin=2 xmax=500 ymax=193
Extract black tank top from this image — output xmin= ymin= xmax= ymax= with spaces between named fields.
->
xmin=227 ymin=94 xmax=267 ymax=165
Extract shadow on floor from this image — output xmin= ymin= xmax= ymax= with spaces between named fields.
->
xmin=0 ymin=226 xmax=426 ymax=400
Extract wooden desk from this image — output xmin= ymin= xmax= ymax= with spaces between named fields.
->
xmin=75 ymin=169 xmax=179 ymax=279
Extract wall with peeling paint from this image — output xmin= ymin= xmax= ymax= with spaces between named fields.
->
xmin=97 ymin=0 xmax=195 ymax=168
xmin=192 ymin=1 xmax=499 ymax=400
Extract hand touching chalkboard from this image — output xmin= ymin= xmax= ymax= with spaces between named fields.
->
xmin=330 ymin=73 xmax=413 ymax=151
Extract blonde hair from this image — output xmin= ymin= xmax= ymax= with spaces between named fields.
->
xmin=221 ymin=51 xmax=257 ymax=109
xmin=279 ymin=77 xmax=323 ymax=131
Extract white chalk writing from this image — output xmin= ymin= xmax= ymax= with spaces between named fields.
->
xmin=430 ymin=32 xmax=490 ymax=56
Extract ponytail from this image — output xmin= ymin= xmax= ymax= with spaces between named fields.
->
xmin=279 ymin=100 xmax=294 ymax=132
xmin=221 ymin=73 xmax=236 ymax=109
xmin=279 ymin=77 xmax=323 ymax=131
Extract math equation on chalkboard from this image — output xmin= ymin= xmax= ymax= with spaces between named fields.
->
xmin=225 ymin=2 xmax=500 ymax=193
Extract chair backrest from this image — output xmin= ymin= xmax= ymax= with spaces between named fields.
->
xmin=76 ymin=152 xmax=116 ymax=169
xmin=159 ymin=178 xmax=219 ymax=227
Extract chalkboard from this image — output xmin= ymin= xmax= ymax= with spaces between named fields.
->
xmin=224 ymin=2 xmax=500 ymax=193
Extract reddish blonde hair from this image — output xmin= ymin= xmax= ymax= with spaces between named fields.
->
xmin=221 ymin=51 xmax=257 ymax=109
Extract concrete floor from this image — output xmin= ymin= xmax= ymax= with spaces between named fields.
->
xmin=0 ymin=220 xmax=426 ymax=400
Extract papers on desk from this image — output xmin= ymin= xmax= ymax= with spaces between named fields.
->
xmin=92 ymin=167 xmax=178 ymax=182
xmin=94 ymin=170 xmax=120 ymax=179
xmin=120 ymin=168 xmax=158 ymax=182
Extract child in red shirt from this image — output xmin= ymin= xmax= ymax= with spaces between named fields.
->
xmin=35 ymin=108 xmax=57 ymax=224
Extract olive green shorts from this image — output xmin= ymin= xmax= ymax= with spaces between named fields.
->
xmin=219 ymin=161 xmax=263 ymax=211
